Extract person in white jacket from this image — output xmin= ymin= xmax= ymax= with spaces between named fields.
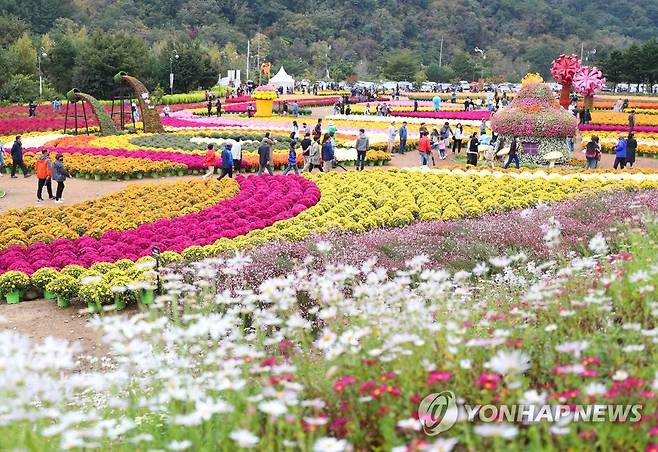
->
xmin=387 ymin=121 xmax=397 ymax=153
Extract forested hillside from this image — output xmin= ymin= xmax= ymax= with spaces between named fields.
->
xmin=0 ymin=0 xmax=656 ymax=99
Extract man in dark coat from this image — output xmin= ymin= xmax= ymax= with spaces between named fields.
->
xmin=10 ymin=135 xmax=29 ymax=178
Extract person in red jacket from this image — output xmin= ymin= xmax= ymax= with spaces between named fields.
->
xmin=34 ymin=148 xmax=54 ymax=202
xmin=202 ymin=144 xmax=216 ymax=180
xmin=417 ymin=131 xmax=432 ymax=167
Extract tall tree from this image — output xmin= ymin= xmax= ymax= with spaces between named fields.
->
xmin=380 ymin=51 xmax=417 ymax=81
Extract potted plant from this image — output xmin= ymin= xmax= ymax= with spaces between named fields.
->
xmin=45 ymin=274 xmax=78 ymax=308
xmin=0 ymin=271 xmax=30 ymax=304
xmin=30 ymin=267 xmax=59 ymax=300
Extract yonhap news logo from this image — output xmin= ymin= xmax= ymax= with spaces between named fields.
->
xmin=418 ymin=392 xmax=642 ymax=436
xmin=418 ymin=391 xmax=459 ymax=435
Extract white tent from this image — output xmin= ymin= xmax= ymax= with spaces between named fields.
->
xmin=269 ymin=66 xmax=295 ymax=94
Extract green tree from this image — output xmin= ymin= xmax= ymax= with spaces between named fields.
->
xmin=7 ymin=34 xmax=37 ymax=77
xmin=380 ymin=51 xmax=417 ymax=81
xmin=0 ymin=74 xmax=42 ymax=102
xmin=330 ymin=61 xmax=356 ymax=82
xmin=425 ymin=63 xmax=456 ymax=83
xmin=161 ymin=40 xmax=216 ymax=93
xmin=72 ymin=32 xmax=148 ymax=98
xmin=0 ymin=15 xmax=29 ymax=47
xmin=43 ymin=33 xmax=78 ymax=94
xmin=449 ymin=52 xmax=476 ymax=81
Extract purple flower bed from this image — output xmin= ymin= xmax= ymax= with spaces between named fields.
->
xmin=228 ymin=190 xmax=658 ymax=287
xmin=579 ymin=124 xmax=658 ymax=133
xmin=0 ymin=175 xmax=320 ymax=274
xmin=390 ymin=110 xmax=491 ymax=120
xmin=27 ymin=146 xmax=207 ymax=170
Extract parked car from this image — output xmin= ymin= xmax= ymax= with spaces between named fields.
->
xmin=420 ymin=82 xmax=437 ymax=92
xmin=459 ymin=80 xmax=471 ymax=92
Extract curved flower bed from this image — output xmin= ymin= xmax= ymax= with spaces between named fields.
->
xmin=0 ymin=180 xmax=238 ymax=249
xmin=34 ymin=146 xmax=206 ymax=169
xmin=0 ymin=176 xmax=319 ymax=274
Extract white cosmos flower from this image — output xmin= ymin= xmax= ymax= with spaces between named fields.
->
xmin=423 ymin=437 xmax=458 ymax=452
xmin=485 ymin=350 xmax=531 ymax=375
xmin=313 ymin=437 xmax=350 ymax=452
xmin=473 ymin=423 xmax=518 ymax=438
xmin=588 ymin=233 xmax=608 ymax=255
xmin=583 ymin=382 xmax=607 ymax=396
xmin=555 ymin=340 xmax=589 ymax=357
xmin=396 ymin=418 xmax=422 ymax=431
xmin=229 ymin=429 xmax=259 ymax=448
xmin=519 ymin=389 xmax=547 ymax=405
xmin=316 ymin=329 xmax=337 ymax=350
xmin=168 ymin=440 xmax=192 ymax=450
xmin=258 ymin=400 xmax=287 ymax=417
xmin=316 ymin=241 xmax=333 ymax=253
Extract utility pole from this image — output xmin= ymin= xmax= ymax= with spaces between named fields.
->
xmin=246 ymin=40 xmax=250 ymax=82
xmin=257 ymin=39 xmax=261 ymax=85
xmin=439 ymin=35 xmax=444 ymax=68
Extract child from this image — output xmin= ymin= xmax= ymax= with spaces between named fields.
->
xmin=217 ymin=143 xmax=233 ymax=180
xmin=438 ymin=138 xmax=447 ymax=160
xmin=202 ymin=144 xmax=216 ymax=180
xmin=283 ymin=141 xmax=300 ymax=175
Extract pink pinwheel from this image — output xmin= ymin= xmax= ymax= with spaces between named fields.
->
xmin=551 ymin=54 xmax=582 ymax=108
xmin=573 ymin=66 xmax=606 ymax=96
xmin=550 ymin=54 xmax=582 ymax=84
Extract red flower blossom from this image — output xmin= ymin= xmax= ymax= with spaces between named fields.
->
xmin=475 ymin=372 xmax=502 ymax=390
xmin=427 ymin=370 xmax=453 ymax=385
xmin=333 ymin=375 xmax=357 ymax=393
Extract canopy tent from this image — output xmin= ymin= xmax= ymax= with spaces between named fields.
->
xmin=269 ymin=66 xmax=295 ymax=93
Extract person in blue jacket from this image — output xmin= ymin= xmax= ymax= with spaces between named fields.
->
xmin=217 ymin=143 xmax=234 ymax=180
xmin=398 ymin=122 xmax=408 ymax=154
xmin=283 ymin=141 xmax=300 ymax=175
xmin=613 ymin=135 xmax=627 ymax=170
xmin=321 ymin=134 xmax=334 ymax=172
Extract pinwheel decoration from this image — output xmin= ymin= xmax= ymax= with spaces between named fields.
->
xmin=573 ymin=65 xmax=606 ymax=109
xmin=573 ymin=66 xmax=606 ymax=95
xmin=550 ymin=54 xmax=582 ymax=108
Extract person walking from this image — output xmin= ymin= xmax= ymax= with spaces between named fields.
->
xmin=28 ymin=99 xmax=37 ymax=117
xmin=257 ymin=133 xmax=276 ymax=175
xmin=217 ymin=143 xmax=233 ymax=180
xmin=215 ymin=98 xmax=222 ymax=117
xmin=304 ymin=137 xmax=323 ymax=172
xmin=321 ymin=134 xmax=334 ymax=172
xmin=613 ymin=135 xmax=627 ymax=169
xmin=282 ymin=141 xmax=300 ymax=175
xmin=10 ymin=136 xmax=29 ymax=178
xmin=0 ymin=140 xmax=5 ymax=176
xmin=231 ymin=137 xmax=243 ymax=174
xmin=418 ymin=131 xmax=432 ymax=167
xmin=452 ymin=123 xmax=464 ymax=153
xmin=503 ymin=137 xmax=520 ymax=169
xmin=291 ymin=120 xmax=300 ymax=141
xmin=387 ymin=121 xmax=397 ymax=153
xmin=291 ymin=101 xmax=299 ymax=117
xmin=467 ymin=133 xmax=479 ymax=166
xmin=439 ymin=122 xmax=452 ymax=148
xmin=626 ymin=133 xmax=637 ymax=168
xmin=628 ymin=110 xmax=635 ymax=133
xmin=207 ymin=98 xmax=213 ymax=116
xmin=35 ymin=148 xmax=54 ymax=202
xmin=313 ymin=118 xmax=323 ymax=141
xmin=300 ymin=132 xmax=312 ymax=169
xmin=584 ymin=136 xmax=601 ymax=169
xmin=355 ymin=128 xmax=369 ymax=171
xmin=479 ymin=119 xmax=487 ymax=136
xmin=53 ymin=97 xmax=61 ymax=113
xmin=398 ymin=122 xmax=408 ymax=154
xmin=430 ymin=128 xmax=440 ymax=160
xmin=52 ymin=153 xmax=68 ymax=203
xmin=202 ymin=144 xmax=216 ymax=180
